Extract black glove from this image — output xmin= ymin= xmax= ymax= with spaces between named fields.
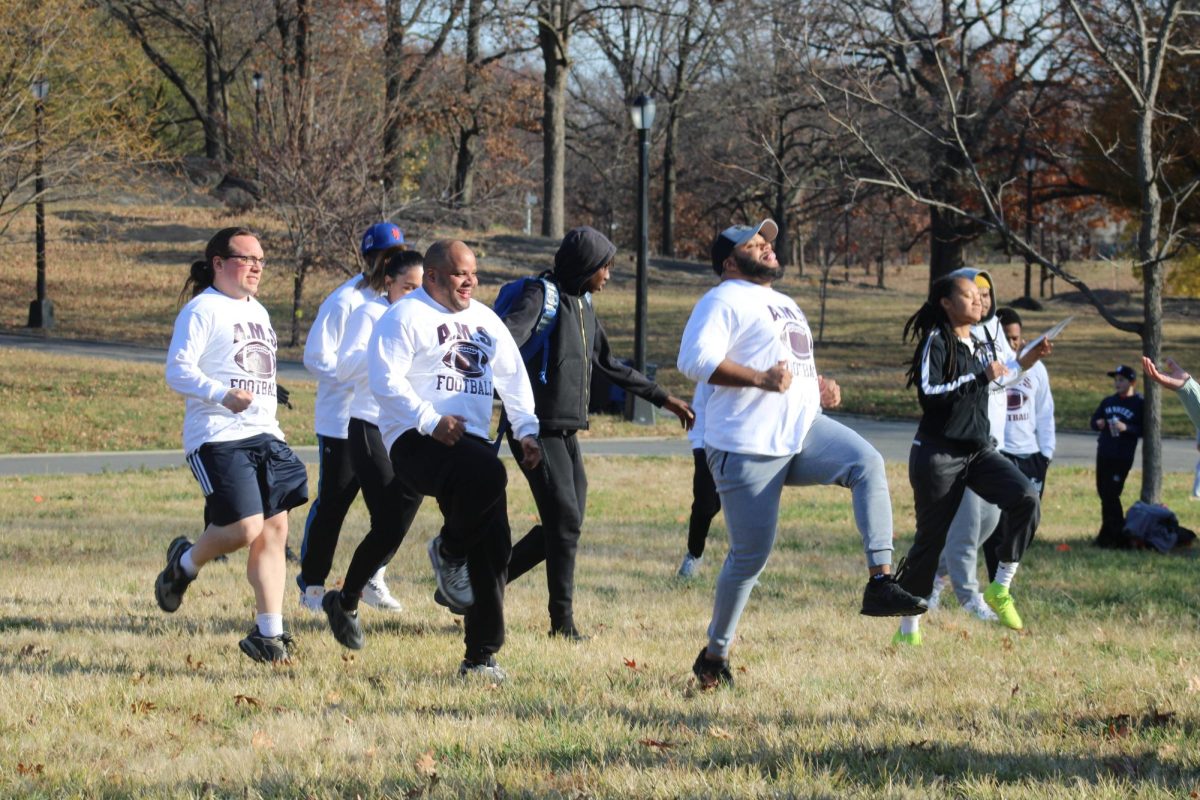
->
xmin=277 ymin=384 xmax=292 ymax=409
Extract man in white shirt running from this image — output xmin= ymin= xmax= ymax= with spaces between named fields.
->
xmin=367 ymin=240 xmax=541 ymax=682
xmin=677 ymin=219 xmax=927 ymax=688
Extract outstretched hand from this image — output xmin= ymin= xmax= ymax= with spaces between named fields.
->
xmin=663 ymin=395 xmax=695 ymax=430
xmin=1143 ymin=356 xmax=1191 ymax=391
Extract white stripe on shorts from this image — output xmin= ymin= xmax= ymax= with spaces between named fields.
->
xmin=187 ymin=450 xmax=214 ymax=496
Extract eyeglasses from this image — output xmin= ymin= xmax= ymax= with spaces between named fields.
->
xmin=223 ymin=253 xmax=267 ymax=268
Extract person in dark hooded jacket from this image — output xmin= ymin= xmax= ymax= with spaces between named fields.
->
xmin=500 ymin=226 xmax=694 ymax=639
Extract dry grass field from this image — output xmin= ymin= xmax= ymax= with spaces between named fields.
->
xmin=3 ymin=457 xmax=1200 ymax=797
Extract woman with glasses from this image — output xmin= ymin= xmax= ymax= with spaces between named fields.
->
xmin=891 ymin=274 xmax=1049 ymax=646
xmin=157 ymin=227 xmax=309 ymax=663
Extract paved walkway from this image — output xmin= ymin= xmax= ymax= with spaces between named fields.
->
xmin=2 ymin=331 xmax=1194 ymax=476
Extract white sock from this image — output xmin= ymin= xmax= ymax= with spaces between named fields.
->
xmin=256 ymin=613 xmax=283 ymax=638
xmin=900 ymin=615 xmax=920 ymax=634
xmin=179 ymin=548 xmax=200 ymax=578
xmin=995 ymin=561 xmax=1019 ymax=588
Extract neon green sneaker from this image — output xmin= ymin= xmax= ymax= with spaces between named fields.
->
xmin=983 ymin=582 xmax=1024 ymax=630
xmin=891 ymin=628 xmax=922 ymax=646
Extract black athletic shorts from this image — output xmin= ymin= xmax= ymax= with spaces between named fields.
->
xmin=187 ymin=433 xmax=309 ymax=526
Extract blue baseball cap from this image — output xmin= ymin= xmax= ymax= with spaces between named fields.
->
xmin=361 ymin=222 xmax=405 ymax=256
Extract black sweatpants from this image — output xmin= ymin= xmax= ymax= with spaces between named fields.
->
xmin=507 ymin=430 xmax=587 ymax=631
xmin=898 ymin=436 xmax=1040 ymax=599
xmin=340 ymin=418 xmax=423 ymax=606
xmin=299 ymin=434 xmax=361 ymax=589
xmin=686 ymin=447 xmax=722 ymax=559
xmin=983 ymin=451 xmax=1049 ymax=581
xmin=390 ymin=430 xmax=510 ymax=662
xmin=1095 ymin=455 xmax=1134 ymax=547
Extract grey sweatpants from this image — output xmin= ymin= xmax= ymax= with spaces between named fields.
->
xmin=703 ymin=415 xmax=894 ymax=658
xmin=936 ymin=489 xmax=1001 ymax=604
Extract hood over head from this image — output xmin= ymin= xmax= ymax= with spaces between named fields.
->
xmin=946 ymin=267 xmax=997 ymax=323
xmin=553 ymin=226 xmax=617 ymax=295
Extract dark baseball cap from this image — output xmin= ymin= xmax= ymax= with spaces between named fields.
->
xmin=710 ymin=219 xmax=779 ymax=274
xmin=1107 ymin=365 xmax=1136 ymax=381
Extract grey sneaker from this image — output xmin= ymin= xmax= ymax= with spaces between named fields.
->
xmin=361 ymin=567 xmax=403 ymax=611
xmin=963 ymin=592 xmax=999 ymax=622
xmin=322 ymin=590 xmax=364 ymax=650
xmin=154 ymin=536 xmax=195 ymax=613
xmin=427 ymin=537 xmax=474 ymax=609
xmin=299 ymin=585 xmax=326 ymax=613
xmin=238 ymin=626 xmax=294 ymax=663
xmin=458 ymin=656 xmax=506 ymax=683
xmin=433 ymin=588 xmax=467 ymax=616
xmin=677 ymin=552 xmax=703 ymax=578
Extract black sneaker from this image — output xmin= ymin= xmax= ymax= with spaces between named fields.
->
xmin=860 ymin=574 xmax=929 ymax=617
xmin=692 ymin=647 xmax=734 ymax=689
xmin=154 ymin=536 xmax=195 ymax=613
xmin=548 ymin=625 xmax=590 ymax=642
xmin=433 ymin=588 xmax=467 ymax=616
xmin=321 ymin=590 xmax=364 ymax=650
xmin=285 ymin=545 xmax=300 ymax=564
xmin=238 ymin=626 xmax=293 ymax=663
xmin=427 ymin=537 xmax=474 ymax=609
xmin=458 ymin=655 xmax=506 ymax=683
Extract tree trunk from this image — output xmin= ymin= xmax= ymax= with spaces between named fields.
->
xmin=452 ymin=0 xmax=482 ymax=217
xmin=773 ymin=175 xmax=790 ymax=269
xmin=1137 ymin=110 xmax=1164 ymax=504
xmin=383 ymin=0 xmax=404 ymax=188
xmin=538 ymin=1 xmax=569 ymax=239
xmin=203 ymin=28 xmax=221 ymax=160
xmin=928 ymin=205 xmax=965 ymax=283
xmin=290 ymin=257 xmax=307 ymax=348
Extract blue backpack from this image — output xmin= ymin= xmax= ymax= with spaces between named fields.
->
xmin=493 ymin=275 xmax=560 ymax=384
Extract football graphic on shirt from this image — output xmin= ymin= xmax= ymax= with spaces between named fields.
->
xmin=779 ymin=322 xmax=812 ymax=359
xmin=443 ymin=341 xmax=489 ymax=378
xmin=234 ymin=342 xmax=276 ymax=378
xmin=1007 ymin=387 xmax=1024 ymax=411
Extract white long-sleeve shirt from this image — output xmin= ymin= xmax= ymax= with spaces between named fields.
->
xmin=303 ymin=273 xmax=377 ymax=438
xmin=1002 ymin=360 xmax=1055 ymax=458
xmin=336 ymin=296 xmax=391 ymax=426
xmin=677 ymin=279 xmax=821 ymax=456
xmin=367 ymin=287 xmax=538 ymax=451
xmin=973 ymin=315 xmax=1023 ymax=450
xmin=165 ymin=287 xmax=285 ymax=453
xmin=686 ymin=381 xmax=713 ymax=450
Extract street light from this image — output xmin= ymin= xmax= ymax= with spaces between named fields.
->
xmin=252 ymin=72 xmax=264 ymax=135
xmin=626 ymin=93 xmax=655 ymax=424
xmin=27 ymin=77 xmax=52 ymax=329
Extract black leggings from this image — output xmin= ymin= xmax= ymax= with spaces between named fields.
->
xmin=685 ymin=447 xmax=722 ymax=558
xmin=299 ymin=434 xmax=361 ymax=588
xmin=340 ymin=418 xmax=422 ymax=607
xmin=899 ymin=437 xmax=1040 ymax=599
xmin=390 ymin=430 xmax=511 ymax=662
xmin=983 ymin=451 xmax=1049 ymax=580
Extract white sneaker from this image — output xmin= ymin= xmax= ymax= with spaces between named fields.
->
xmin=926 ymin=575 xmax=950 ymax=612
xmin=963 ymin=593 xmax=999 ymax=622
xmin=299 ymin=585 xmax=325 ymax=612
xmin=361 ymin=568 xmax=403 ymax=612
xmin=677 ymin=553 xmax=703 ymax=579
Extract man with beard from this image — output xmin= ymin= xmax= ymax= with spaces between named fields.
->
xmin=676 ymin=219 xmax=927 ymax=687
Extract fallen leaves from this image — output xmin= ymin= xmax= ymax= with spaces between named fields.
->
xmin=16 ymin=762 xmax=44 ymax=776
xmin=1056 ymin=542 xmax=1071 ymax=552
xmin=18 ymin=643 xmax=49 ymax=660
xmin=129 ymin=700 xmax=157 ymax=715
xmin=623 ymin=658 xmax=642 ymax=671
xmin=707 ymin=726 xmax=733 ymax=740
xmin=185 ymin=654 xmax=205 ymax=671
xmin=234 ymin=694 xmax=262 ymax=709
xmin=639 ymin=738 xmax=674 ymax=750
xmin=414 ymin=750 xmax=438 ymax=779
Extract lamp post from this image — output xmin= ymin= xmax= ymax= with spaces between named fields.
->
xmin=252 ymin=72 xmax=264 ymax=135
xmin=1022 ymin=155 xmax=1037 ymax=305
xmin=626 ymin=93 xmax=655 ymax=424
xmin=27 ymin=77 xmax=52 ymax=329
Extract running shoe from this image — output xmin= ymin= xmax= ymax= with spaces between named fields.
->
xmin=154 ymin=536 xmax=195 ymax=613
xmin=428 ymin=537 xmax=473 ymax=609
xmin=983 ymin=582 xmax=1023 ymax=630
xmin=692 ymin=647 xmax=734 ymax=688
xmin=860 ymin=574 xmax=929 ymax=617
